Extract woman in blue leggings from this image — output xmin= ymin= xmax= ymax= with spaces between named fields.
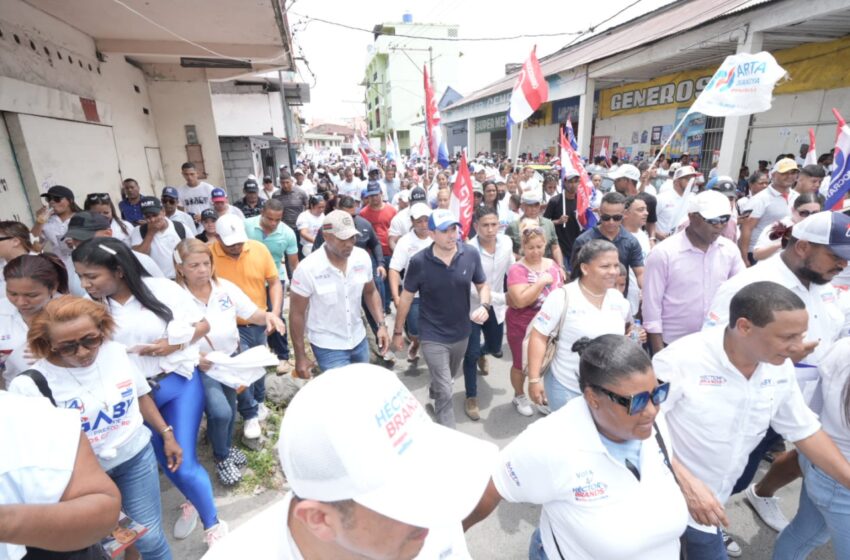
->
xmin=73 ymin=238 xmax=228 ymax=548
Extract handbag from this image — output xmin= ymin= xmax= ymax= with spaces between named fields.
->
xmin=521 ymin=286 xmax=569 ymax=378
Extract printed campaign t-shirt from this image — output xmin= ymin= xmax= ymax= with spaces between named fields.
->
xmin=177 ymin=182 xmax=216 ymax=219
xmin=9 ymin=341 xmax=152 ymax=471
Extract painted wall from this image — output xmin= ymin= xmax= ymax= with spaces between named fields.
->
xmin=212 ymin=92 xmax=285 ymax=138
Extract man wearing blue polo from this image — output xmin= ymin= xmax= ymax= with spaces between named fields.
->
xmin=392 ymin=209 xmax=491 ymax=428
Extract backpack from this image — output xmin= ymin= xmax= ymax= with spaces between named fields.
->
xmin=140 ymin=220 xmax=186 ymax=240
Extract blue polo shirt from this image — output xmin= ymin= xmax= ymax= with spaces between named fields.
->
xmin=403 ymin=242 xmax=486 ymax=343
xmin=119 ymin=199 xmax=143 ymax=224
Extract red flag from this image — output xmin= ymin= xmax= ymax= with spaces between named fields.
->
xmin=358 ymin=146 xmax=370 ymax=168
xmin=450 ymin=151 xmax=474 ymax=239
xmin=560 ymin=127 xmax=595 ymax=229
xmin=804 ymin=128 xmax=817 ymax=167
xmin=508 ymin=46 xmax=549 ymax=123
xmin=423 ymin=65 xmax=448 ymax=166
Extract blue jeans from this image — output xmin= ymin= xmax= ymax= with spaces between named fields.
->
xmin=406 ymin=298 xmax=421 ymax=337
xmin=462 ymin=314 xmax=504 ymax=398
xmin=774 ymin=455 xmax=850 ymax=559
xmin=545 ymin=372 xmax=582 ymax=412
xmin=528 ymin=528 xmax=549 ymax=560
xmin=237 ymin=324 xmax=268 ymax=420
xmin=148 ymin=371 xmax=218 ymax=530
xmin=266 ymin=281 xmax=289 ymax=360
xmin=201 ymin=372 xmax=237 ymax=462
xmin=107 ymin=444 xmax=171 ymax=560
xmin=311 ymin=337 xmax=369 ymax=372
xmin=683 ymin=526 xmax=727 ymax=560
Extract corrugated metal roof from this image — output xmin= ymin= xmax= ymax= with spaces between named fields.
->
xmin=447 ymin=0 xmax=773 ymax=111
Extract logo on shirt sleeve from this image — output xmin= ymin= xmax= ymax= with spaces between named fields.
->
xmin=505 ymin=461 xmax=521 ymax=487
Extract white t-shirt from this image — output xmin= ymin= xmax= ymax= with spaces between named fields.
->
xmin=388 ymin=208 xmax=412 ymax=239
xmin=655 ymin=189 xmax=688 ymax=236
xmin=533 ymin=281 xmax=631 ymax=393
xmin=9 ymin=341 xmax=153 ymax=472
xmin=219 ymin=205 xmax=245 ymax=221
xmin=201 ymin=491 xmax=472 ymax=560
xmin=295 ymin=211 xmax=324 ymax=256
xmin=654 ymin=328 xmax=821 ymax=532
xmin=0 ymin=391 xmax=81 ymax=560
xmin=626 ymin=229 xmax=651 ymax=318
xmin=168 ymin=209 xmax=199 ymax=236
xmin=188 ymin=279 xmax=257 ymax=356
xmin=469 ymin=235 xmax=514 ymax=324
xmin=815 ymin=339 xmax=850 ymax=460
xmin=338 ymin=178 xmax=363 ymax=199
xmin=105 ymin=277 xmax=202 ymax=379
xmin=110 ymin=218 xmax=134 ymax=246
xmin=752 ymin=217 xmax=790 ymax=255
xmin=389 ymin=232 xmax=433 ymax=274
xmin=493 ymin=398 xmax=687 ymax=560
xmin=290 ymin=246 xmax=373 ymax=350
xmin=746 ymin=186 xmax=792 ymax=252
xmin=129 ymin=220 xmax=183 ymax=279
xmin=0 ymin=298 xmax=28 ymax=387
xmin=40 ymin=214 xmax=73 ymax=262
xmin=177 ymin=182 xmax=216 ymax=218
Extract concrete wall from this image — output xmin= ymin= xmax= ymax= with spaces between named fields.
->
xmin=146 ymin=67 xmax=226 ymax=188
xmin=212 ymin=92 xmax=285 ymax=137
xmin=220 ymin=137 xmax=253 ymax=197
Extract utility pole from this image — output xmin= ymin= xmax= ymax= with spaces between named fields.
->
xmin=278 ymin=70 xmax=295 ymax=172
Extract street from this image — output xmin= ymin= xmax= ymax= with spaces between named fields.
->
xmin=164 ymin=339 xmax=834 ymax=559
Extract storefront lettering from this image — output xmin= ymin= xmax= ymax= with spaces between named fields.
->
xmin=610 ymin=77 xmax=711 ymax=112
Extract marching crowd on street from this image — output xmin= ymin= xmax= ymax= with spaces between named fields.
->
xmin=4 ymin=145 xmax=850 ymax=560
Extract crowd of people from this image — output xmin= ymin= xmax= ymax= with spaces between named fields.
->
xmin=2 ymin=145 xmax=850 ymax=560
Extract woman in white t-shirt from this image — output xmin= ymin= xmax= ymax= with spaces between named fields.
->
xmin=174 ymin=239 xmax=284 ymax=486
xmin=10 ymin=296 xmax=176 ymax=560
xmin=84 ymin=192 xmax=134 ymax=246
xmin=465 ymin=334 xmax=687 ymax=560
xmin=295 ymin=195 xmax=326 ymax=258
xmin=72 ymin=237 xmax=227 ymax=546
xmin=0 ymin=220 xmax=39 ymax=299
xmin=774 ymin=338 xmax=850 ymax=559
xmin=0 ymin=253 xmax=69 ymax=388
xmin=526 ymin=239 xmax=643 ymax=412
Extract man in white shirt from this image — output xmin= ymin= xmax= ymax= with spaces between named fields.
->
xmin=130 ymin=196 xmax=184 ymax=279
xmin=211 ymin=188 xmax=245 ymax=220
xmin=338 ymin=166 xmax=363 ymax=199
xmin=201 ymin=364 xmax=497 ymax=560
xmin=655 ymin=282 xmax=850 ymax=559
xmin=258 ymin=176 xmax=278 ymax=201
xmin=161 ymin=186 xmax=197 ymax=234
xmin=289 ymin=211 xmax=388 ymax=377
xmin=177 ymin=162 xmax=216 ymax=224
xmin=738 ymin=158 xmax=798 ymax=265
xmin=655 ymin=165 xmax=699 ymax=240
xmin=293 ymin=168 xmax=315 ymax=195
xmin=462 ymin=206 xmax=513 ymax=420
xmin=388 ymin=187 xmax=428 ymax=251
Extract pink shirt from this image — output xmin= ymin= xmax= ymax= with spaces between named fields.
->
xmin=505 ymin=261 xmax=564 ymax=329
xmin=642 ymin=230 xmax=744 ymax=345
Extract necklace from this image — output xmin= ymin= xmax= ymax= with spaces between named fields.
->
xmin=63 ymin=362 xmax=110 ymax=411
xmin=579 ymin=280 xmax=605 ymax=298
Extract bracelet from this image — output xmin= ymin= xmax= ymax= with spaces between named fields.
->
xmin=377 ymin=324 xmax=387 ymax=330
xmin=528 ymin=377 xmax=542 ymax=384
xmin=393 ymin=330 xmax=403 ymax=336
xmin=161 ymin=425 xmax=174 ymax=435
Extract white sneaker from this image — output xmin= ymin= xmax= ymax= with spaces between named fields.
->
xmin=721 ymin=528 xmax=742 ymax=558
xmin=174 ymin=502 xmax=198 ymax=540
xmin=382 ymin=348 xmax=396 ymax=363
xmin=204 ymin=520 xmax=229 ymax=549
xmin=243 ymin=418 xmax=261 ymax=439
xmin=257 ymin=403 xmax=270 ymax=422
xmin=745 ymin=483 xmax=789 ymax=532
xmin=512 ymin=395 xmax=534 ymax=417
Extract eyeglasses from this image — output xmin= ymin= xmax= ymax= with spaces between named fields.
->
xmin=47 ymin=196 xmax=65 ymax=203
xmin=591 ymin=381 xmax=670 ymax=415
xmin=86 ymin=193 xmax=111 ymax=203
xmin=702 ymin=214 xmax=731 ymax=226
xmin=51 ymin=334 xmax=104 ymax=356
xmin=599 ymin=214 xmax=624 ymax=222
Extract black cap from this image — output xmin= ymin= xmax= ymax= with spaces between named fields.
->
xmin=139 ymin=196 xmax=162 ymax=215
xmin=410 ymin=187 xmax=427 ymax=203
xmin=262 ymin=176 xmax=273 ymax=183
xmin=40 ymin=185 xmax=75 ymax=201
xmin=201 ymin=209 xmax=218 ymax=221
xmin=63 ymin=211 xmax=110 ymax=240
xmin=243 ymin=179 xmax=259 ymax=192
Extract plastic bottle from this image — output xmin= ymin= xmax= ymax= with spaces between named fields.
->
xmin=631 ymin=319 xmax=642 ymax=343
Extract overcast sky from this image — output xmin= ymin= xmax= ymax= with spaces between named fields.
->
xmin=287 ymin=0 xmax=676 ymax=124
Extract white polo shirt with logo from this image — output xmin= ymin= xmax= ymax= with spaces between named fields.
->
xmin=290 ymin=245 xmax=373 ymax=350
xmin=654 ymin=327 xmax=820 ymax=532
xmin=187 ymin=279 xmax=258 ymax=356
xmin=704 ymin=253 xmax=843 ymax=402
xmin=201 ymin=491 xmax=472 ymax=560
xmin=493 ymin=397 xmax=688 ymax=559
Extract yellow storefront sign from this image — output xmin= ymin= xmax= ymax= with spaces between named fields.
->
xmin=599 ymin=35 xmax=850 ymax=119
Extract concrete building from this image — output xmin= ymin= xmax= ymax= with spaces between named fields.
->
xmin=211 ymin=79 xmax=309 ymax=195
xmin=303 ymin=123 xmax=357 ymax=157
xmin=442 ymin=0 xmax=850 ymax=178
xmin=362 ymin=13 xmax=461 ymax=154
xmin=0 ymin=0 xmax=294 ymax=225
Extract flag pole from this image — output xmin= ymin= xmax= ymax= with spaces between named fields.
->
xmin=648 ymin=109 xmax=691 ymax=170
xmin=515 ymin=122 xmax=524 ymax=165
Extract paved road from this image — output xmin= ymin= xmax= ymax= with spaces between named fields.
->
xmin=166 ymin=343 xmax=833 ymax=559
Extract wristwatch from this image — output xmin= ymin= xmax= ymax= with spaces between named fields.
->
xmin=481 ymin=302 xmax=492 ymax=311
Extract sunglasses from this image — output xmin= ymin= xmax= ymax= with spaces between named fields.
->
xmin=796 ymin=209 xmax=816 ymax=218
xmin=592 ymin=381 xmax=670 ymax=415
xmin=702 ymin=214 xmax=731 ymax=226
xmin=51 ymin=334 xmax=104 ymax=357
xmin=161 ymin=197 xmax=178 ymax=204
xmin=86 ymin=193 xmax=111 ymax=202
xmin=599 ymin=214 xmax=624 ymax=222
xmin=521 ymin=226 xmax=544 ymax=237
xmin=47 ymin=196 xmax=66 ymax=203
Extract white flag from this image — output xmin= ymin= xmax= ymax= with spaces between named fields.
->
xmin=690 ymin=51 xmax=787 ymax=117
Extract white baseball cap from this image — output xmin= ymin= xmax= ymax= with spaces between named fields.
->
xmin=791 ymin=211 xmax=850 ymax=260
xmin=278 ymin=364 xmax=497 ymax=528
xmin=608 ymin=164 xmax=640 ymax=182
xmin=216 ymin=214 xmax=248 ymax=246
xmin=673 ymin=165 xmax=700 ymax=181
xmin=688 ymin=190 xmax=732 ymax=219
xmin=409 ymin=203 xmax=432 ymax=220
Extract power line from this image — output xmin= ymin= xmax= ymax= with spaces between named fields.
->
xmin=289 ymin=12 xmax=585 ymax=42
